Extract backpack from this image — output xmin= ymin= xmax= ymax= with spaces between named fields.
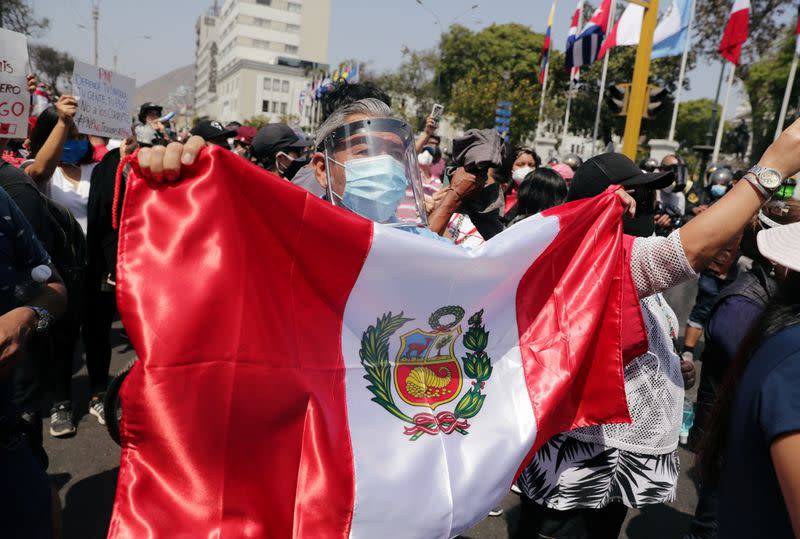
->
xmin=0 ymin=161 xmax=87 ymax=305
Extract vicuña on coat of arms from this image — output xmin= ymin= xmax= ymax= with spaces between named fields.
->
xmin=359 ymin=306 xmax=493 ymax=440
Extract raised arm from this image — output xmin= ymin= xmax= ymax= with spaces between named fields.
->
xmin=680 ymin=118 xmax=800 ymax=272
xmin=24 ymin=96 xmax=79 ymax=187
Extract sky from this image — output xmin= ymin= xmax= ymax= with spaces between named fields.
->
xmin=27 ymin=0 xmax=783 ymax=119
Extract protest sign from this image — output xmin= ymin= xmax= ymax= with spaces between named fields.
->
xmin=0 ymin=28 xmax=30 ymax=139
xmin=72 ymin=60 xmax=135 ymax=138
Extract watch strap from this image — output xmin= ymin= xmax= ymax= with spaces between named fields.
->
xmin=23 ymin=305 xmax=51 ymax=334
xmin=743 ymin=172 xmax=770 ymax=199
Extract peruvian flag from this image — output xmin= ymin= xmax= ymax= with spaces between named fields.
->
xmin=719 ymin=0 xmax=750 ymax=65
xmin=108 ymin=147 xmax=646 ymax=538
xmin=598 ymin=3 xmax=644 ymax=60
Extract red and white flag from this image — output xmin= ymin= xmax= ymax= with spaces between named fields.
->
xmin=108 ymin=147 xmax=646 ymax=538
xmin=598 ymin=3 xmax=644 ymax=60
xmin=719 ymin=0 xmax=750 ymax=65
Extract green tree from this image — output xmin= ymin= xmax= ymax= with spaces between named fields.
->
xmin=437 ymin=23 xmax=544 ymax=144
xmin=29 ymin=44 xmax=73 ymax=95
xmin=743 ymin=29 xmax=800 ymax=159
xmin=0 ymin=0 xmax=48 ymax=34
xmin=674 ymin=98 xmax=717 ymax=151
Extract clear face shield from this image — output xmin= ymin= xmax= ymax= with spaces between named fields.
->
xmin=320 ymin=118 xmax=428 ymax=227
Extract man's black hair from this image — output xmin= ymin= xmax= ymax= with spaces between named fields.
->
xmin=428 ymin=134 xmax=441 ymax=144
xmin=320 ymin=82 xmax=392 ymax=122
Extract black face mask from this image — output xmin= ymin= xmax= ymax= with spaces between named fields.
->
xmin=462 ymin=182 xmax=503 ymax=215
xmin=282 ymin=156 xmax=309 ymax=181
xmin=624 ymin=188 xmax=656 ymax=237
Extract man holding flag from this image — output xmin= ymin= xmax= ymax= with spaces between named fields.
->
xmin=105 ymin=97 xmax=800 ymax=538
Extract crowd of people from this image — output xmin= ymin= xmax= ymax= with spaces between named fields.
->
xmin=1 ymin=72 xmax=799 ymax=539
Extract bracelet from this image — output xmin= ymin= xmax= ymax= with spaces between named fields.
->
xmin=742 ymin=172 xmax=771 ymax=201
xmin=445 ymin=187 xmax=465 ymax=203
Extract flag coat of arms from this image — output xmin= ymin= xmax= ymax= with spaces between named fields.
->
xmin=108 ymin=147 xmax=646 ymax=538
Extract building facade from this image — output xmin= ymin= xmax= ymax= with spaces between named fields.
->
xmin=194 ymin=0 xmax=330 ymax=127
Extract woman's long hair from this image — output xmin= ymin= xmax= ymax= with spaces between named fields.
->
xmin=516 ymin=167 xmax=567 ymax=217
xmin=698 ymin=271 xmax=800 ymax=483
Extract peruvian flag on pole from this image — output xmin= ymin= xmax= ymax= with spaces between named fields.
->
xmin=108 ymin=147 xmax=646 ymax=538
xmin=719 ymin=0 xmax=750 ymax=65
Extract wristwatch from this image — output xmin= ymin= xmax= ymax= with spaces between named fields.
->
xmin=23 ymin=305 xmax=52 ymax=335
xmin=744 ymin=164 xmax=783 ymax=198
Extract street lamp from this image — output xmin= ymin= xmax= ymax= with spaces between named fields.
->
xmin=111 ymin=35 xmax=152 ymax=72
xmin=414 ymin=1 xmax=479 ymax=94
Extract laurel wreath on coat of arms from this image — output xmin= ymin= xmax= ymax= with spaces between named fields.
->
xmin=359 ymin=306 xmax=492 ymax=441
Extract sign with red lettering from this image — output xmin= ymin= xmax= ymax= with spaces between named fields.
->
xmin=71 ymin=60 xmax=135 ymax=138
xmin=0 ymin=28 xmax=30 ymax=139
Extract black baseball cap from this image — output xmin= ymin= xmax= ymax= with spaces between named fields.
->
xmin=567 ymin=153 xmax=675 ymax=202
xmin=251 ymin=123 xmax=311 ymax=157
xmin=190 ymin=120 xmax=238 ymax=142
xmin=138 ymin=102 xmax=163 ymax=123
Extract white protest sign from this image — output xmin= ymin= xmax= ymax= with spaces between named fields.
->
xmin=71 ymin=60 xmax=135 ymax=138
xmin=0 ymin=28 xmax=30 ymax=139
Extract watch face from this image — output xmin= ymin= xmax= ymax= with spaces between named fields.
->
xmin=760 ymin=168 xmax=783 ymax=190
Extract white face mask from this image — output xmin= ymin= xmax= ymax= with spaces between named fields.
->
xmin=512 ymin=166 xmax=534 ymax=184
xmin=417 ymin=151 xmax=433 ymax=166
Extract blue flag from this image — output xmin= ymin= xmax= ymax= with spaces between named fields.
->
xmin=651 ymin=0 xmax=694 ymax=59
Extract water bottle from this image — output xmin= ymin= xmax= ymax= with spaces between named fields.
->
xmin=680 ymin=397 xmax=694 ymax=445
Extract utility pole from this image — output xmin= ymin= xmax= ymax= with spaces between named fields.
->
xmin=92 ymin=1 xmax=99 ymax=67
xmin=621 ymin=0 xmax=659 ymax=160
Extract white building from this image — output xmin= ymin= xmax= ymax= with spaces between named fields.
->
xmin=194 ymin=0 xmax=330 ymax=127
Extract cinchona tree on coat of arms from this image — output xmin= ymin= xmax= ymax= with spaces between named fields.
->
xmin=359 ymin=306 xmax=493 ymax=440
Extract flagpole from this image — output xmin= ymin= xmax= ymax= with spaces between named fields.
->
xmin=668 ymin=0 xmax=695 ymax=142
xmin=537 ymin=61 xmax=550 ymax=138
xmin=592 ymin=49 xmax=611 ymax=155
xmin=712 ymin=63 xmax=736 ymax=162
xmin=537 ymin=0 xmax=557 ymax=139
xmin=775 ymin=46 xmax=799 ymax=141
xmin=591 ymin=0 xmax=616 ymax=155
xmin=562 ymin=78 xmax=574 ymax=145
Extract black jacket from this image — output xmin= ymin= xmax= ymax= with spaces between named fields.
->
xmin=86 ymin=148 xmax=125 ymax=283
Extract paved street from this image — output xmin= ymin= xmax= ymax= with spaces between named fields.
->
xmin=45 ymin=281 xmax=700 ymax=539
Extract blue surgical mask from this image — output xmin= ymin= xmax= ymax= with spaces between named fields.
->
xmin=710 ymin=184 xmax=727 ymax=199
xmin=61 ymin=139 xmax=89 ymax=164
xmin=332 ymin=154 xmax=409 ymax=223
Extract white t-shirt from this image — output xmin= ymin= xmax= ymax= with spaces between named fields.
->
xmin=47 ymin=164 xmax=95 ymax=233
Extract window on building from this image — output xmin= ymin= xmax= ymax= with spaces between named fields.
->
xmin=280 ymin=102 xmax=288 ymax=115
xmin=285 ymin=45 xmax=298 ymax=54
xmin=287 ymin=2 xmax=301 ymax=13
xmin=287 ymin=23 xmax=300 ymax=32
xmin=281 ymin=80 xmax=289 ymax=93
xmin=263 ymin=78 xmax=272 ymax=90
xmin=271 ymin=101 xmax=279 ymax=113
xmin=272 ymin=79 xmax=281 ymax=91
xmin=257 ymin=0 xmax=271 ymax=5
xmin=262 ymin=100 xmax=270 ymax=113
xmin=253 ymin=39 xmax=271 ymax=49
xmin=254 ymin=17 xmax=271 ymax=28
